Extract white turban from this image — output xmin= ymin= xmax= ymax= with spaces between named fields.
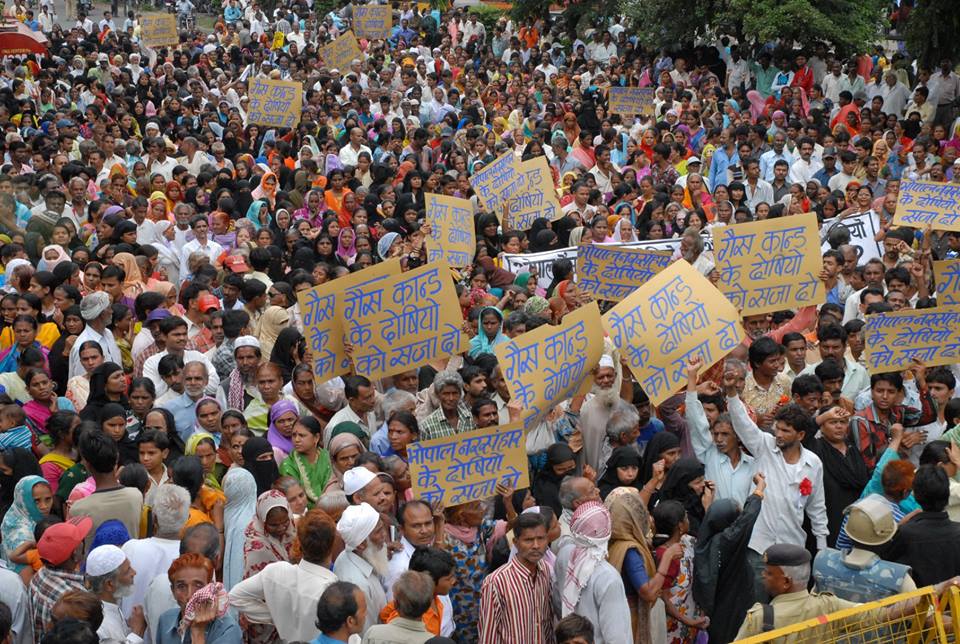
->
xmin=337 ymin=502 xmax=380 ymax=550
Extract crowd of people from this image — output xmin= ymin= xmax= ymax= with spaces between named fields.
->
xmin=0 ymin=1 xmax=959 ymax=644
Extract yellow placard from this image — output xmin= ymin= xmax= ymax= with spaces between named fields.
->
xmin=576 ymin=244 xmax=672 ymax=301
xmin=319 ymin=31 xmax=363 ymax=73
xmin=714 ymin=213 xmax=824 ymax=316
xmin=246 ymin=77 xmax=303 ymax=129
xmin=504 ymin=156 xmax=563 ymax=230
xmin=341 ymin=262 xmax=468 ymax=380
xmin=863 ymin=306 xmax=960 ymax=373
xmin=139 ymin=13 xmax=178 ymax=47
xmin=353 ymin=4 xmax=392 ymax=39
xmin=299 ymin=259 xmax=401 ymax=387
xmin=894 ymin=180 xmax=960 ymax=231
xmin=494 ymin=301 xmax=604 ymax=430
xmin=934 ymin=259 xmax=960 ymax=306
xmin=602 ymin=260 xmax=744 ymax=406
xmin=408 ymin=422 xmax=529 ymax=507
xmin=425 ymin=193 xmax=475 ymax=267
xmin=469 ymin=150 xmax=526 ymax=216
xmin=608 ymin=87 xmax=655 ymax=116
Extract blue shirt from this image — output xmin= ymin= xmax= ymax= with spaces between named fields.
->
xmin=160 ymin=392 xmax=201 ymax=442
xmin=370 ymin=423 xmax=391 ymax=456
xmin=156 ymin=608 xmax=241 ymax=644
xmin=709 ymin=146 xmax=739 ymax=188
xmin=812 ymin=166 xmax=839 ymax=188
xmin=311 ymin=634 xmax=349 ymax=644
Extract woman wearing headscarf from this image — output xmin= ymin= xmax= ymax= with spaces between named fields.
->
xmin=268 ymin=327 xmax=302 ymax=384
xmin=79 ymin=362 xmax=128 ymax=424
xmin=112 ymin=252 xmax=145 ymax=301
xmin=658 ymin=458 xmax=710 ymax=535
xmin=266 ymin=400 xmax=299 ymax=460
xmin=37 ymin=245 xmax=71 ymax=272
xmin=467 ymin=306 xmax=508 ymax=358
xmin=222 ymin=466 xmax=257 ymax=591
xmin=242 ymin=489 xmax=296 ymax=643
xmin=606 ymin=487 xmax=672 ymax=644
xmin=476 ymin=213 xmax=500 ymax=257
xmin=324 ymin=430 xmax=365 ymax=494
xmin=531 ymin=443 xmax=577 ymax=518
xmin=256 ymin=305 xmax=290 ymax=359
xmin=336 ymin=228 xmax=358 ymax=266
xmin=0 ymin=475 xmax=51 ymax=577
xmin=0 ymin=448 xmax=41 ymax=518
xmin=598 ymin=447 xmax=644 ymax=500
xmin=241 ymin=437 xmax=280 ymax=497
xmin=250 ymin=171 xmax=279 ymax=210
xmin=692 ymin=488 xmax=764 ymax=644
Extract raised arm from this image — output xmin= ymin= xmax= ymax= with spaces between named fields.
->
xmin=723 ymin=369 xmax=768 ymax=456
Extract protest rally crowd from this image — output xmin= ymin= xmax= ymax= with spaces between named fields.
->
xmin=2 ymin=0 xmax=960 ymax=643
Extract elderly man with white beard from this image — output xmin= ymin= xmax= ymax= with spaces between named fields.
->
xmin=575 ymin=355 xmax=633 ymax=474
xmin=344 ymin=466 xmax=397 ymax=514
xmin=334 ymin=502 xmax=389 ymax=635
xmin=85 ymin=545 xmax=147 ymax=644
xmin=595 ymin=400 xmax=642 ymax=480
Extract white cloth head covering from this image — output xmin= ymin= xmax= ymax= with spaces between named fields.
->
xmin=561 ymin=501 xmax=612 ymax=617
xmin=86 ymin=544 xmax=125 ymax=577
xmin=234 ymin=336 xmax=261 ymax=351
xmin=80 ymin=291 xmax=111 ymax=321
xmin=343 ymin=466 xmax=376 ymax=496
xmin=337 ymin=502 xmax=380 ymax=550
xmin=597 ymin=354 xmax=615 ymax=370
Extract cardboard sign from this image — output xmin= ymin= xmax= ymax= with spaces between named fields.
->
xmin=504 ymin=157 xmax=562 ymax=230
xmin=341 ymin=262 xmax=468 ymax=380
xmin=139 ymin=13 xmax=178 ymax=47
xmin=714 ymin=213 xmax=824 ymax=315
xmin=495 ymin=302 xmax=604 ymax=430
xmin=299 ymin=260 xmax=401 ymax=387
xmin=608 ymin=87 xmax=655 ymax=116
xmin=863 ymin=306 xmax=960 ymax=373
xmin=353 ymin=4 xmax=392 ymax=39
xmin=576 ymin=244 xmax=672 ymax=301
xmin=408 ymin=422 xmax=528 ymax=507
xmin=246 ymin=77 xmax=302 ymax=129
xmin=469 ymin=151 xmax=526 ymax=216
xmin=934 ymin=259 xmax=960 ymax=306
xmin=319 ymin=31 xmax=363 ymax=73
xmin=894 ymin=180 xmax=960 ymax=231
xmin=425 ymin=194 xmax=475 ymax=267
xmin=602 ymin=261 xmax=744 ymax=405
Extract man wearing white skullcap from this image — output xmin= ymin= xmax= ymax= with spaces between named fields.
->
xmin=68 ymin=291 xmax=122 ymax=379
xmin=85 ymin=545 xmax=146 ymax=644
xmin=343 ymin=466 xmax=395 ymax=514
xmin=216 ymin=334 xmax=262 ymax=411
xmin=334 ymin=502 xmax=388 ymax=635
xmin=577 ymin=353 xmax=628 ymax=474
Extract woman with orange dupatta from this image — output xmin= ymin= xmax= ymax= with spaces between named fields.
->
xmin=112 ymin=253 xmax=145 ymax=301
xmin=148 ymin=191 xmax=171 ymax=223
xmin=562 ymin=112 xmax=580 ymax=148
xmin=323 ymin=169 xmax=353 ymax=228
xmin=831 ymin=104 xmax=862 ymax=138
xmin=164 ymin=181 xmax=184 ymax=213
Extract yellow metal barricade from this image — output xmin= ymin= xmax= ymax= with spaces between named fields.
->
xmin=734 ymin=586 xmax=948 ymax=644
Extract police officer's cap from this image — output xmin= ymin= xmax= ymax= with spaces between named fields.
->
xmin=763 ymin=544 xmax=811 ymax=566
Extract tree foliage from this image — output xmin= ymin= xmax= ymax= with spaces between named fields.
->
xmin=904 ymin=0 xmax=960 ymax=68
xmin=626 ymin=0 xmax=886 ymax=54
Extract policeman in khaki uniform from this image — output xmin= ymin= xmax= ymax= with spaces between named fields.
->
xmin=736 ymin=543 xmax=960 ymax=641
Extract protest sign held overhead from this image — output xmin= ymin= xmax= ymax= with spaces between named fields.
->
xmin=602 ymin=261 xmax=744 ymax=406
xmin=495 ymin=302 xmax=604 ymax=430
xmin=425 ymin=194 xmax=475 ymax=267
xmin=576 ymin=244 xmax=672 ymax=301
xmin=504 ymin=157 xmax=563 ymax=231
xmin=608 ymin=87 xmax=656 ymax=116
xmin=715 ymin=213 xmax=824 ymax=315
xmin=353 ymin=5 xmax=392 ymax=39
xmin=341 ymin=262 xmax=467 ymax=380
xmin=863 ymin=307 xmax=960 ymax=373
xmin=299 ymin=259 xmax=401 ymax=387
xmin=934 ymin=260 xmax=960 ymax=306
xmin=894 ymin=180 xmax=960 ymax=231
xmin=246 ymin=77 xmax=302 ymax=129
xmin=408 ymin=422 xmax=528 ymax=508
xmin=319 ymin=31 xmax=362 ymax=72
xmin=139 ymin=14 xmax=178 ymax=47
xmin=469 ymin=151 xmax=526 ymax=216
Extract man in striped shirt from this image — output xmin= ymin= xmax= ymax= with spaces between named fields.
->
xmin=478 ymin=513 xmax=556 ymax=644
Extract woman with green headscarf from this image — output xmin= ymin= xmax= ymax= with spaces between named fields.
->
xmin=468 ymin=306 xmax=509 ymax=357
xmin=185 ymin=431 xmax=226 ymax=491
xmin=1 ymin=475 xmax=53 ymax=577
